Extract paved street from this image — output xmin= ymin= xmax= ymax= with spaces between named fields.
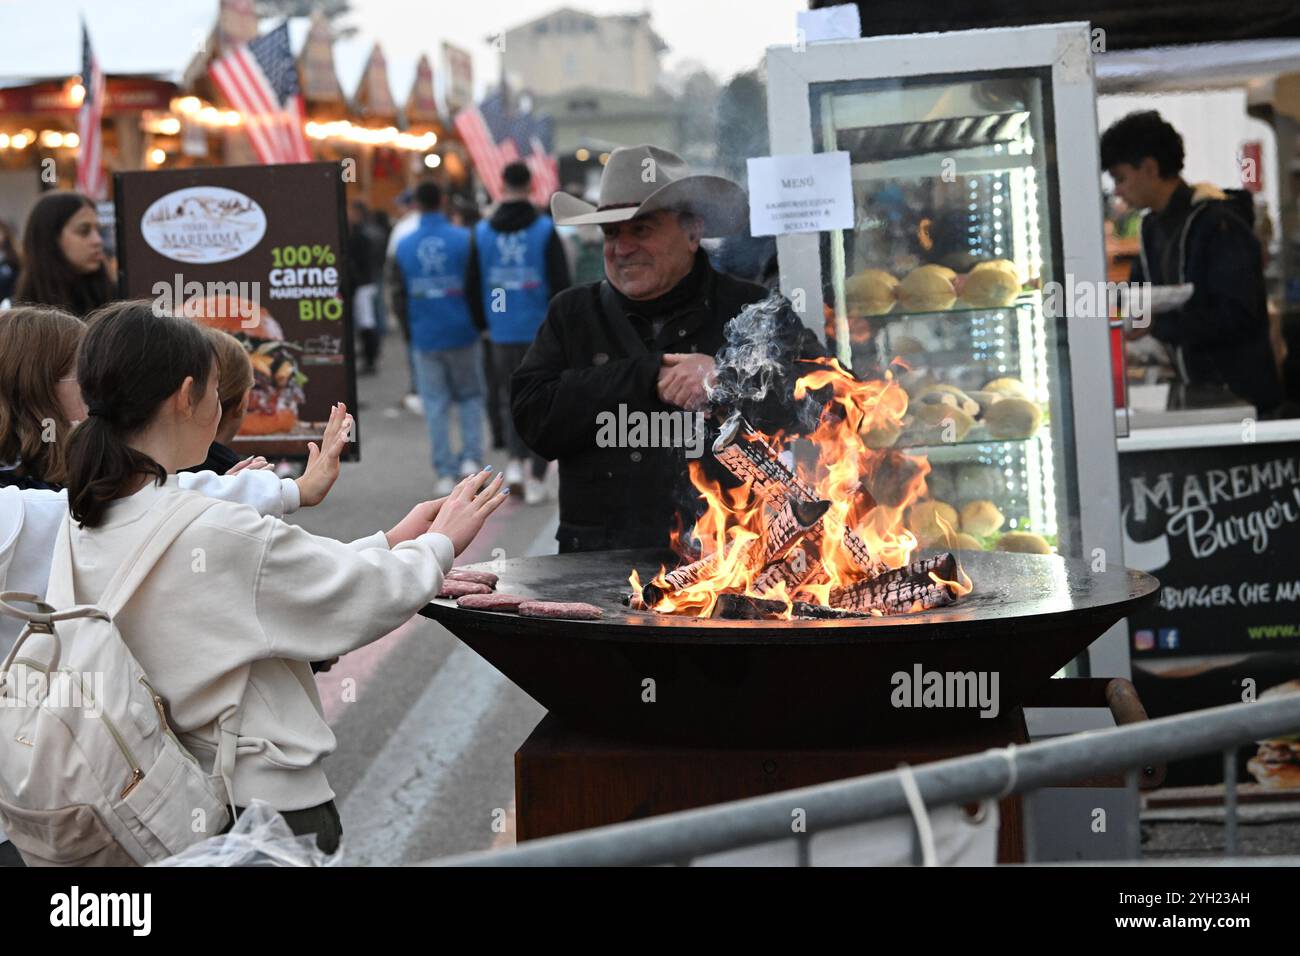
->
xmin=286 ymin=337 xmax=551 ymax=864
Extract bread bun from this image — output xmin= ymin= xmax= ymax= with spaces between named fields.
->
xmin=861 ymin=419 xmax=902 ymax=449
xmin=917 ymin=384 xmax=979 ymax=418
xmin=952 ymin=532 xmax=984 ymax=551
xmin=897 ymin=265 xmax=956 ymax=313
xmin=909 ymin=500 xmax=959 ymax=546
xmin=960 ymin=500 xmax=1005 ymax=537
xmin=966 ymin=390 xmax=1002 ymax=416
xmin=972 ymin=258 xmax=1025 ymax=284
xmin=911 ymin=403 xmax=975 ymax=442
xmin=983 ymin=376 xmax=1033 ymax=402
xmin=845 ymin=268 xmax=898 ymax=316
xmin=983 ymin=398 xmax=1043 ymax=439
xmin=996 ymin=531 xmax=1052 ymax=554
xmin=960 ymin=266 xmax=1020 ymax=308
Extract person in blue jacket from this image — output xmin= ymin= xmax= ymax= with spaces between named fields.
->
xmin=390 ymin=181 xmax=485 ymax=495
xmin=466 ymin=162 xmax=571 ymax=504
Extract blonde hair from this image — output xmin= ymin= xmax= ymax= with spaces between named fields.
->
xmin=204 ymin=327 xmax=253 ymax=416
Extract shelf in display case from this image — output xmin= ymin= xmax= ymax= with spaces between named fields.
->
xmin=895 ymin=424 xmax=1053 ymax=459
xmin=850 ymin=148 xmax=1036 ymax=183
xmin=848 ymin=291 xmax=1039 ymax=325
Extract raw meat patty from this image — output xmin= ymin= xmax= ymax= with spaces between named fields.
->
xmin=518 ymin=601 xmax=603 ymax=620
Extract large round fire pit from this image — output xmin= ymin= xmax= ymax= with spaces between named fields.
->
xmin=420 ymin=549 xmax=1159 ymax=745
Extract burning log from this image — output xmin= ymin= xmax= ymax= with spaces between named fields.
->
xmin=712 ymin=413 xmax=819 ymax=502
xmin=709 ymin=593 xmax=790 ymax=620
xmin=641 ymin=538 xmax=762 ymax=607
xmin=765 ymin=496 xmax=830 ymax=563
xmin=829 ymin=553 xmax=962 ymax=615
xmin=753 ymin=549 xmax=824 ymax=597
xmin=713 ymin=413 xmax=888 ymax=580
xmin=708 ymin=593 xmax=875 ymax=621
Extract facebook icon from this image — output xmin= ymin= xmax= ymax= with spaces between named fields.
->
xmin=1158 ymin=628 xmax=1180 ymax=651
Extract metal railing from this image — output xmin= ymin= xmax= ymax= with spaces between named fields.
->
xmin=422 ymin=693 xmax=1300 ymax=867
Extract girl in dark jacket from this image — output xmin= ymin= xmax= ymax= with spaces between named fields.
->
xmin=13 ymin=191 xmax=112 ymax=318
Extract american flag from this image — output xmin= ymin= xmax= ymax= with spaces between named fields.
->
xmin=453 ymin=105 xmax=508 ymax=201
xmin=524 ymin=136 xmax=560 ymax=209
xmin=456 ymin=89 xmax=559 ymax=206
xmin=75 ymin=21 xmax=106 ymax=199
xmin=210 ymin=21 xmax=311 ymax=164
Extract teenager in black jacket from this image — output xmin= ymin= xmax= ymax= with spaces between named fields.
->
xmin=1102 ymin=110 xmax=1282 ymax=414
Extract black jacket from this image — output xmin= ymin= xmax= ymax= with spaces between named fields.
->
xmin=465 ymin=200 xmax=572 ymax=334
xmin=511 ymin=253 xmax=821 ymax=552
xmin=1133 ymin=182 xmax=1281 ymax=414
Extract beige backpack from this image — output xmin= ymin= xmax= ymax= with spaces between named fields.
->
xmin=0 ymin=493 xmax=238 ymax=865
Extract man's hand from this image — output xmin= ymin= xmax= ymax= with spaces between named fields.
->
xmin=384 ymin=496 xmax=448 ymax=548
xmin=657 ymin=353 xmax=715 ymax=410
xmin=295 ymin=403 xmax=353 ymax=507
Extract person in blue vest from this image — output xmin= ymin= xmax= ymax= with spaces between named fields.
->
xmin=390 ymin=181 xmax=486 ymax=495
xmin=466 ymin=161 xmax=571 ymax=505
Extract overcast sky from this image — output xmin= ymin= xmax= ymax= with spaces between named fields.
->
xmin=346 ymin=0 xmax=808 ymax=93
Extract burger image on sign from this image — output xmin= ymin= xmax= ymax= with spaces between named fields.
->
xmin=141 ymin=186 xmax=267 ymax=264
xmin=1247 ymin=680 xmax=1300 ymax=789
xmin=182 ymin=294 xmax=307 ymax=436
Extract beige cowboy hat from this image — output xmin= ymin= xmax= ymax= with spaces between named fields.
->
xmin=551 ymin=144 xmax=749 ymax=237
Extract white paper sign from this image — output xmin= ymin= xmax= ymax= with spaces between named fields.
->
xmin=747 ymin=151 xmax=854 ymax=237
xmin=796 ymin=5 xmax=861 ymax=45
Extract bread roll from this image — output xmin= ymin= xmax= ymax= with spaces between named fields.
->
xmin=861 ymin=419 xmax=902 ymax=449
xmin=960 ymin=500 xmax=1005 ymax=537
xmin=982 ymin=376 xmax=1033 ymax=402
xmin=845 ymin=268 xmax=899 ymax=316
xmin=897 ymin=265 xmax=956 ymax=312
xmin=909 ymin=500 xmax=959 ymax=545
xmin=959 ymin=266 xmax=1020 ymax=308
xmin=917 ymin=384 xmax=979 ymax=418
xmin=983 ymin=397 xmax=1043 ymax=439
xmin=911 ymin=403 xmax=975 ymax=442
xmin=972 ymin=258 xmax=1025 ymax=284
xmin=952 ymin=532 xmax=984 ymax=551
xmin=996 ymin=531 xmax=1052 ymax=554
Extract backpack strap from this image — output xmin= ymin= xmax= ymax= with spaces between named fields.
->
xmin=0 ymin=593 xmax=110 ymax=680
xmin=55 ymin=491 xmax=221 ymax=619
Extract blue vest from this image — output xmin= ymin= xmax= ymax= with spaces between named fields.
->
xmin=395 ymin=213 xmax=477 ymax=352
xmin=474 ymin=215 xmax=553 ymax=345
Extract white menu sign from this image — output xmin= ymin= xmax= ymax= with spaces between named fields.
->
xmin=747 ymin=151 xmax=854 ymax=237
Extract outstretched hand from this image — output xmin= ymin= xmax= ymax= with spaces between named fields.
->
xmin=296 ymin=403 xmax=353 ymax=507
xmin=428 ymin=468 xmax=509 ymax=556
xmin=385 ymin=496 xmax=448 ymax=548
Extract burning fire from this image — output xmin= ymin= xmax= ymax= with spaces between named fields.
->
xmin=630 ymin=357 xmax=972 ymax=619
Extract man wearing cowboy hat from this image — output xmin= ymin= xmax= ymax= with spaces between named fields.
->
xmin=512 ymin=144 xmax=816 ymax=553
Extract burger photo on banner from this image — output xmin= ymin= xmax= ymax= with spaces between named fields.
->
xmin=182 ymin=295 xmax=308 ymax=438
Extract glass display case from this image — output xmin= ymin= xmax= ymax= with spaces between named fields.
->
xmin=767 ymin=22 xmax=1127 ymax=677
xmin=814 ymin=71 xmax=1067 ymax=554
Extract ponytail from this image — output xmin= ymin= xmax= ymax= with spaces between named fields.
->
xmin=64 ymin=302 xmax=215 ymax=528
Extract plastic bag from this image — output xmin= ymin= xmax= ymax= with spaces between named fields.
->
xmin=151 ymin=800 xmax=342 ymax=867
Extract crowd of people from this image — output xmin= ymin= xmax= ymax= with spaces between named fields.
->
xmin=0 ymin=193 xmax=511 ymax=860
xmin=0 ymin=143 xmax=751 ymax=864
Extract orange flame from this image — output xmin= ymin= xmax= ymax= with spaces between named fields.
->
xmin=633 ymin=355 xmax=955 ymax=619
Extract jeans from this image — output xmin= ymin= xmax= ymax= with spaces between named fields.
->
xmin=493 ymin=340 xmax=547 ymax=479
xmin=413 ymin=342 xmax=486 ymax=478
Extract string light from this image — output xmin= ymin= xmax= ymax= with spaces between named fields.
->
xmin=304 ymin=119 xmax=436 ymax=151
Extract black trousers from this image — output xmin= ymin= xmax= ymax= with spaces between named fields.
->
xmin=492 ymin=341 xmax=547 ymax=479
xmin=224 ymin=799 xmax=342 ymax=856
